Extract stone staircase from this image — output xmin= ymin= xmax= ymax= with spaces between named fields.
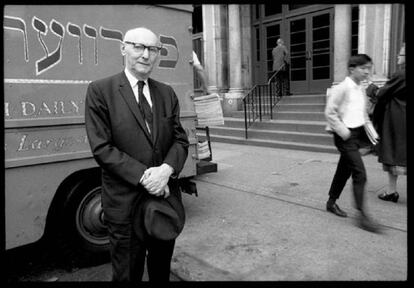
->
xmin=197 ymin=94 xmax=338 ymax=154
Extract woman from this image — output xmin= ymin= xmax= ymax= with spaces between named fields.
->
xmin=373 ymin=44 xmax=406 ymax=202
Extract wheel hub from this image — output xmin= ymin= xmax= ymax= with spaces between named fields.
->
xmin=76 ymin=187 xmax=108 ymax=245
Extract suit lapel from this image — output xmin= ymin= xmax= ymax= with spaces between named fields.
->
xmin=118 ymin=72 xmax=153 ymax=144
xmin=148 ymin=78 xmax=161 ymax=145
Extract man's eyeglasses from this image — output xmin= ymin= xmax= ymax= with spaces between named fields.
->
xmin=124 ymin=41 xmax=162 ymax=55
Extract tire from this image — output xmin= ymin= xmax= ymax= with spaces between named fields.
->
xmin=54 ymin=176 xmax=110 ymax=266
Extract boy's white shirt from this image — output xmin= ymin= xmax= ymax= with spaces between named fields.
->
xmin=325 ymin=76 xmax=370 ymax=140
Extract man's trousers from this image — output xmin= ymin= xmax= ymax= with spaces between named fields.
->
xmin=106 ymin=220 xmax=175 ymax=282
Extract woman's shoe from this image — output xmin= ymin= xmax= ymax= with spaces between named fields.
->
xmin=378 ymin=192 xmax=399 ymax=203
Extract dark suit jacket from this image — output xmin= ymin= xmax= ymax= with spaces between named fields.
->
xmin=85 ymin=71 xmax=189 ymax=225
xmin=272 ymin=45 xmax=289 ymax=71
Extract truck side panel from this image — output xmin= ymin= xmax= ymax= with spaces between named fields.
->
xmin=5 ymin=161 xmax=97 ymax=249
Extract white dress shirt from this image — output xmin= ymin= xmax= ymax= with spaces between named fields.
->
xmin=124 ymin=69 xmax=175 ymax=193
xmin=124 ymin=68 xmax=153 ymax=108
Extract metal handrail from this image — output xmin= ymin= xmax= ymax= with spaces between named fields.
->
xmin=267 ymin=63 xmax=285 ymax=85
xmin=242 ymin=66 xmax=286 ymax=139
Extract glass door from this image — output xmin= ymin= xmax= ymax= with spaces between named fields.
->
xmin=310 ymin=11 xmax=333 ymax=92
xmin=289 ymin=9 xmax=333 ymax=94
xmin=289 ymin=17 xmax=307 ymax=93
xmin=265 ymin=22 xmax=281 ymax=80
xmin=252 ymin=26 xmax=265 ymax=85
xmin=253 ymin=22 xmax=282 ymax=85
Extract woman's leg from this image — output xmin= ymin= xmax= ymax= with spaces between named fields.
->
xmin=387 ymin=172 xmax=398 ymax=194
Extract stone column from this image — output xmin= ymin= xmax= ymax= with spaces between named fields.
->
xmin=240 ymin=5 xmax=252 ymax=89
xmin=333 ymin=5 xmax=352 ymax=84
xmin=358 ymin=4 xmax=391 ymax=86
xmin=224 ymin=4 xmax=244 ymax=114
xmin=203 ymin=5 xmax=227 ymax=95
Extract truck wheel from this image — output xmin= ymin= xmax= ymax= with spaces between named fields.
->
xmin=55 ymin=177 xmax=110 ymax=266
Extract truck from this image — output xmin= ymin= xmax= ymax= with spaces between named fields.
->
xmin=4 ymin=4 xmax=216 ymax=264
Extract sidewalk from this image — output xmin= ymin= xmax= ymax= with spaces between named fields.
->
xmin=171 ymin=142 xmax=407 ymax=281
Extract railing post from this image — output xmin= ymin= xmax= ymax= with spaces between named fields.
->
xmin=259 ymin=86 xmax=262 ymax=121
xmin=265 ymin=85 xmax=269 ymax=116
xmin=243 ymin=98 xmax=248 ymax=139
xmin=270 ymin=82 xmax=273 ymax=119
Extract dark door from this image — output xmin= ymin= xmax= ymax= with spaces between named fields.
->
xmin=288 ymin=10 xmax=333 ymax=94
xmin=253 ymin=27 xmax=265 ymax=85
xmin=265 ymin=22 xmax=282 ymax=81
xmin=253 ymin=22 xmax=282 ymax=85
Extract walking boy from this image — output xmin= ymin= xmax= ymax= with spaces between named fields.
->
xmin=325 ymin=54 xmax=381 ymax=233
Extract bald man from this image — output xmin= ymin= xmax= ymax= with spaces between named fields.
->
xmin=85 ymin=27 xmax=189 ymax=282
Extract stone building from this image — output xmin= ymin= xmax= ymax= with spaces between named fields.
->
xmin=192 ymin=4 xmax=405 ymax=115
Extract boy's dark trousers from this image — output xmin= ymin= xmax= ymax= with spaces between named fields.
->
xmin=328 ymin=126 xmax=369 ymax=210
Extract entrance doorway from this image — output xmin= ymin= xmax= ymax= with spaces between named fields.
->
xmin=252 ymin=6 xmax=334 ymax=94
xmin=288 ymin=10 xmax=333 ymax=94
xmin=252 ymin=22 xmax=282 ymax=85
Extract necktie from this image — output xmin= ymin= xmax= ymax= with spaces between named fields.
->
xmin=137 ymin=81 xmax=153 ymax=133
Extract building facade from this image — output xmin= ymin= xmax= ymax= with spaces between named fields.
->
xmin=192 ymin=4 xmax=405 ymax=115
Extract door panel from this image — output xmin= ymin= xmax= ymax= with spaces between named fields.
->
xmin=265 ymin=22 xmax=281 ymax=80
xmin=253 ymin=27 xmax=265 ymax=84
xmin=310 ymin=12 xmax=332 ymax=91
xmin=289 ymin=18 xmax=308 ymax=92
xmin=253 ymin=22 xmax=281 ymax=85
xmin=289 ymin=9 xmax=333 ymax=94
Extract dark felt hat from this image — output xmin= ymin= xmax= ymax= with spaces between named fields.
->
xmin=133 ymin=193 xmax=185 ymax=241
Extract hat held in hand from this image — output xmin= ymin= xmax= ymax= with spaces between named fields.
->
xmin=134 ymin=192 xmax=185 ymax=241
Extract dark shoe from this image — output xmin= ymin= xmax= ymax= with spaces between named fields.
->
xmin=357 ymin=213 xmax=381 ymax=233
xmin=326 ymin=202 xmax=348 ymax=217
xmin=378 ymin=192 xmax=399 ymax=203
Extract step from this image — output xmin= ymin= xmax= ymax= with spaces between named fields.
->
xmin=254 ymin=119 xmax=326 ymax=134
xmin=230 ymin=110 xmax=326 ymax=121
xmin=273 ymin=111 xmax=326 ymax=121
xmin=198 ymin=134 xmax=337 ymax=154
xmin=250 ymin=95 xmax=326 ymax=104
xmin=241 ymin=102 xmax=325 ymax=112
xmin=201 ymin=126 xmax=332 ymax=146
xmin=246 ymin=95 xmax=326 ymax=104
xmin=275 ymin=103 xmax=325 ymax=112
xmin=279 ymin=94 xmax=327 ymax=104
xmin=219 ymin=117 xmax=326 ymax=133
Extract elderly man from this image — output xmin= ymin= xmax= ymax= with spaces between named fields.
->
xmin=85 ymin=27 xmax=189 ymax=282
xmin=272 ymin=38 xmax=291 ymax=96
